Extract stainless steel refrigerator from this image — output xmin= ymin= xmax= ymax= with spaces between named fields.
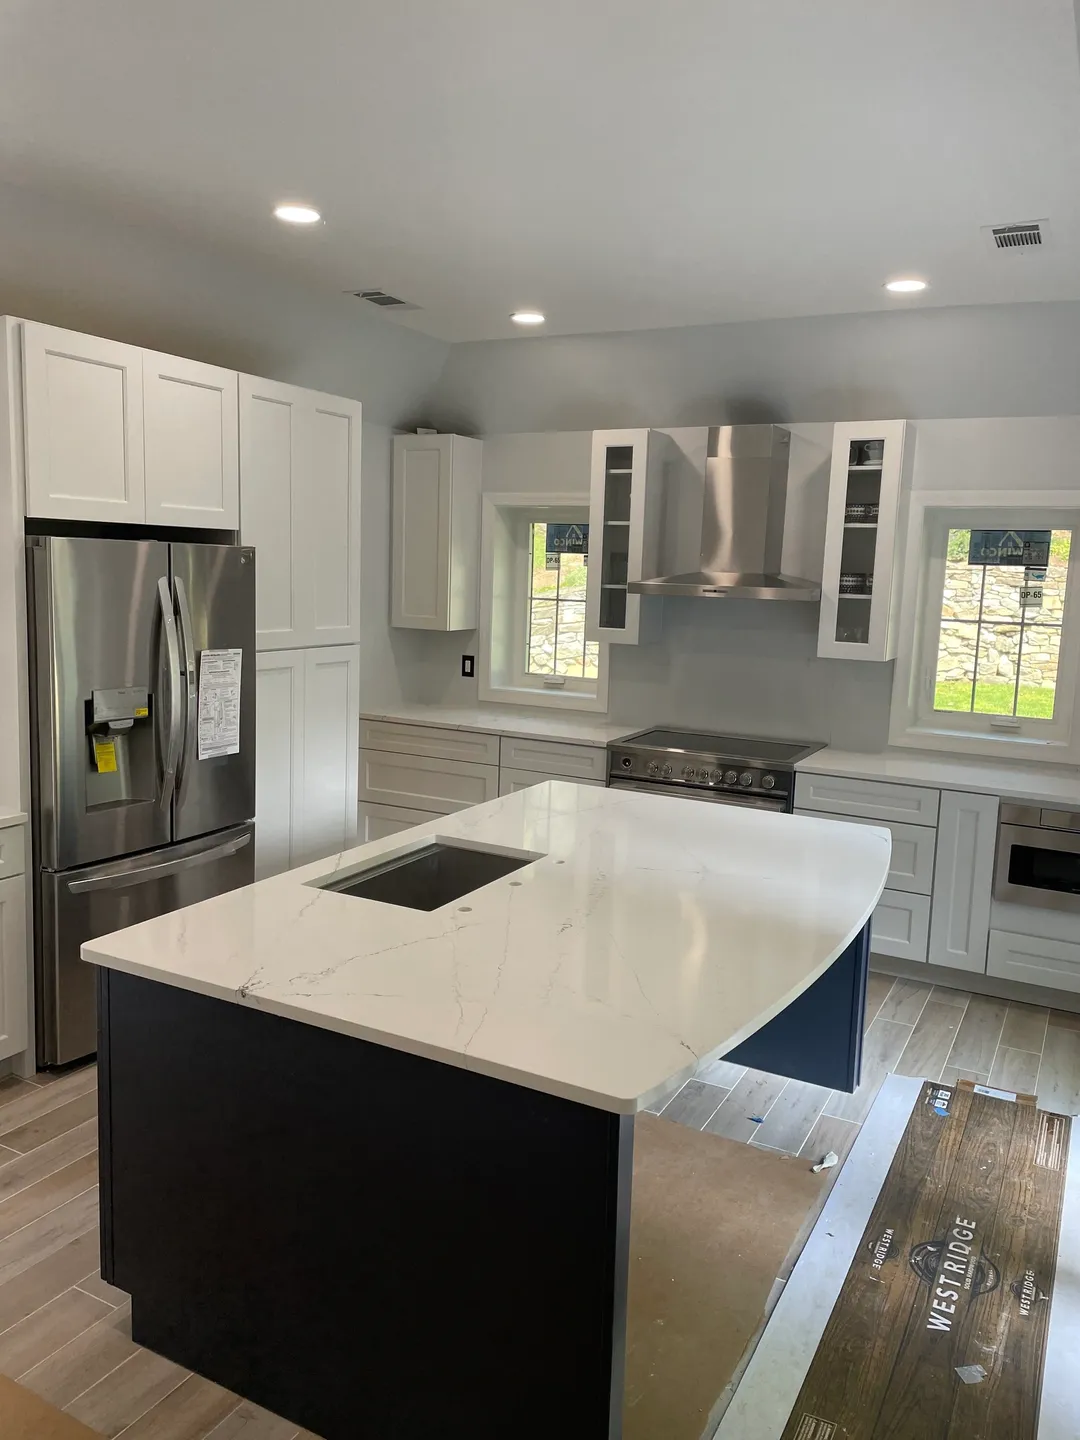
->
xmin=27 ymin=535 xmax=256 ymax=1065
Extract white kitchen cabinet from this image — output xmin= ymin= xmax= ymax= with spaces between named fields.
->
xmin=0 ymin=826 xmax=26 ymax=883
xmin=391 ymin=433 xmax=482 ymax=631
xmin=795 ymin=809 xmax=936 ymax=895
xmin=987 ymin=929 xmax=1080 ymax=995
xmin=143 ymin=352 xmax=239 ymax=528
xmin=240 ymin=377 xmax=362 ymax=651
xmin=254 ymin=646 xmax=360 ymax=879
xmin=0 ymin=875 xmax=28 ymax=1062
xmin=498 ymin=736 xmax=607 ymax=782
xmin=22 ymin=322 xmax=145 ymax=524
xmin=817 ymin=420 xmax=913 ymax=661
xmin=793 ymin=773 xmax=940 ymax=827
xmin=586 ymin=429 xmax=665 ymax=644
xmin=359 ymin=719 xmax=500 ymax=767
xmin=871 ymin=889 xmax=931 ymax=964
xmin=498 ymin=768 xmax=605 ymax=796
xmin=928 ymin=790 xmax=998 ymax=974
xmin=358 ymin=750 xmax=499 ymax=815
xmin=357 ymin=801 xmax=441 ymax=844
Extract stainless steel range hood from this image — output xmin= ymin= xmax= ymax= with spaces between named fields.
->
xmin=628 ymin=424 xmax=820 ymax=601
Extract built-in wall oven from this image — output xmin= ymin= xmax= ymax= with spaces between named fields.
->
xmin=994 ymin=803 xmax=1080 ymax=914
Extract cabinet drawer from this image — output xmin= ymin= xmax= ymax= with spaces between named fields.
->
xmin=794 ymin=773 xmax=940 ymax=826
xmin=987 ymin=929 xmax=1080 ymax=996
xmin=0 ymin=827 xmax=26 ymax=882
xmin=871 ymin=889 xmax=930 ymax=964
xmin=498 ymin=737 xmax=607 ymax=781
xmin=795 ymin=809 xmax=935 ymax=895
xmin=357 ymin=802 xmax=442 ymax=844
xmin=358 ymin=749 xmax=499 ymax=815
xmin=499 ymin=768 xmax=606 ymax=797
xmin=359 ymin=720 xmax=500 ymax=767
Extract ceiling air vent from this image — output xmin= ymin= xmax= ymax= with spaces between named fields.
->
xmin=349 ymin=289 xmax=420 ymax=312
xmin=982 ymin=220 xmax=1049 ymax=253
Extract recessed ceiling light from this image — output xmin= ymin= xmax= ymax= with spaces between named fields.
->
xmin=884 ymin=277 xmax=927 ymax=293
xmin=274 ymin=203 xmax=321 ymax=225
xmin=510 ymin=310 xmax=545 ymax=326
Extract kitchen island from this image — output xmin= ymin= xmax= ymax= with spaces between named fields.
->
xmin=84 ymin=782 xmax=890 ymax=1440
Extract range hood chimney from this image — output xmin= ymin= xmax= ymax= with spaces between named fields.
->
xmin=628 ymin=424 xmax=820 ymax=601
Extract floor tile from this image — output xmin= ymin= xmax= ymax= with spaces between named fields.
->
xmin=66 ymin=1346 xmax=188 ymax=1437
xmin=0 ymin=1230 xmax=100 ymax=1334
xmin=0 ymin=1154 xmax=97 ymax=1245
xmin=0 ymin=1071 xmax=97 ymax=1143
xmin=798 ymin=1113 xmax=860 ymax=1168
xmin=939 ymin=1066 xmax=989 ymax=1087
xmin=988 ymin=1046 xmax=1041 ymax=1096
xmin=0 ymin=1188 xmax=99 ymax=1289
xmin=75 ymin=1272 xmax=128 ymax=1308
xmin=876 ymin=979 xmax=932 ymax=1026
xmin=1037 ymin=1023 xmax=1080 ymax=1115
xmin=659 ymin=1080 xmax=725 ymax=1129
xmin=0 ymin=1094 xmax=97 ymax=1156
xmin=19 ymin=1302 xmax=136 ymax=1406
xmin=930 ymin=985 xmax=972 ymax=1009
xmin=894 ymin=1001 xmax=963 ymax=1081
xmin=1000 ymin=1002 xmax=1049 ymax=1054
xmin=26 ymin=1065 xmax=96 ymax=1091
xmin=749 ymin=1080 xmax=831 ymax=1155
xmin=1047 ymin=1007 xmax=1080 ymax=1033
xmin=114 ymin=1373 xmax=239 ymax=1440
xmin=0 ymin=1124 xmax=97 ymax=1206
xmin=825 ymin=1017 xmax=911 ymax=1124
xmin=864 ymin=973 xmax=894 ymax=1025
xmin=203 ymin=1401 xmax=301 ymax=1440
xmin=695 ymin=1057 xmax=747 ymax=1089
xmin=945 ymin=995 xmax=1008 ymax=1074
xmin=703 ymin=1070 xmax=789 ymax=1143
xmin=0 ymin=1285 xmax=113 ymax=1378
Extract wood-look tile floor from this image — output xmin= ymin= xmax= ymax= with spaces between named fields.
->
xmin=0 ymin=1065 xmax=318 ymax=1440
xmin=655 ymin=973 xmax=1080 ymax=1171
xmin=0 ymin=980 xmax=1076 ymax=1439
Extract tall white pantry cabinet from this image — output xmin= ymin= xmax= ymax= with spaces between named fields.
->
xmin=240 ymin=377 xmax=363 ymax=879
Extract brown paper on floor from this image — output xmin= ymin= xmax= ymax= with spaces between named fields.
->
xmin=0 ymin=1375 xmax=103 ymax=1440
xmin=625 ymin=1113 xmax=826 ymax=1440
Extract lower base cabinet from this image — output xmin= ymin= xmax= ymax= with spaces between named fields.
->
xmin=255 ymin=647 xmax=361 ymax=878
xmin=870 ymin=889 xmax=931 ymax=964
xmin=0 ymin=874 xmax=28 ymax=1062
xmin=357 ymin=802 xmax=441 ymax=843
xmin=987 ymin=928 xmax=1080 ymax=995
xmin=498 ymin=768 xmax=605 ymax=796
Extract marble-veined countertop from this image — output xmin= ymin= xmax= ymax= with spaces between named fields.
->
xmin=82 ymin=783 xmax=890 ymax=1114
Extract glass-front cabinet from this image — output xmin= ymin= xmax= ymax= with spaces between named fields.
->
xmin=818 ymin=420 xmax=912 ymax=661
xmin=585 ymin=428 xmax=665 ymax=644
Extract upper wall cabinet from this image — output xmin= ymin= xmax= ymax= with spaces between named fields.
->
xmin=817 ymin=420 xmax=912 ymax=662
xmin=239 ymin=376 xmax=362 ymax=651
xmin=585 ymin=428 xmax=664 ymax=645
xmin=392 ymin=433 xmax=482 ymax=631
xmin=21 ymin=321 xmax=240 ymax=529
xmin=143 ymin=351 xmax=239 ymax=528
xmin=22 ymin=322 xmax=146 ymax=524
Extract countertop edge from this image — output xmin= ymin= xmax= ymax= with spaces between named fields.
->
xmin=796 ymin=747 xmax=1080 ymax=804
xmin=0 ymin=811 xmax=27 ymax=829
xmin=359 ymin=705 xmax=630 ymax=747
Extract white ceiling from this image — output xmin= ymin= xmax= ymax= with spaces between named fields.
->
xmin=2 ymin=0 xmax=1080 ymax=343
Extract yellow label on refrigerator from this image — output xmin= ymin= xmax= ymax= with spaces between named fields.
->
xmin=93 ymin=737 xmax=117 ymax=774
xmin=134 ymin=706 xmax=149 ymax=718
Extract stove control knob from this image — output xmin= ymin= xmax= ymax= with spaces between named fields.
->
xmin=761 ymin=774 xmax=776 ymax=790
xmin=697 ymin=767 xmax=712 ymax=782
xmin=709 ymin=769 xmax=722 ymax=784
xmin=661 ymin=763 xmax=673 ymax=778
xmin=724 ymin=769 xmax=738 ymax=786
xmin=647 ymin=760 xmax=661 ymax=777
xmin=739 ymin=771 xmax=754 ymax=788
xmin=621 ymin=756 xmax=633 ymax=769
xmin=682 ymin=765 xmax=696 ymax=781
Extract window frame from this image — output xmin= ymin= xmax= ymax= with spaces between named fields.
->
xmin=478 ymin=492 xmax=610 ymax=713
xmin=889 ymin=492 xmax=1080 ymax=762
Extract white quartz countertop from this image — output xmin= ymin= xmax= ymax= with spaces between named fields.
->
xmin=798 ymin=746 xmax=1080 ymax=807
xmin=360 ymin=702 xmax=633 ymax=747
xmin=0 ymin=809 xmax=26 ymax=829
xmin=82 ymin=784 xmax=890 ymax=1114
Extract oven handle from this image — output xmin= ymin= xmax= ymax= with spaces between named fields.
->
xmin=606 ymin=776 xmax=790 ymax=812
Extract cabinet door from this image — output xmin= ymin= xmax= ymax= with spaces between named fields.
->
xmin=871 ymin=889 xmax=931 ymax=963
xmin=928 ymin=790 xmax=999 ymax=973
xmin=240 ymin=377 xmax=305 ymax=649
xmin=254 ymin=651 xmax=304 ymax=879
xmin=0 ymin=875 xmax=28 ymax=1062
xmin=585 ymin=429 xmax=664 ymax=645
xmin=358 ymin=750 xmax=499 ymax=814
xmin=144 ymin=352 xmax=239 ymax=528
xmin=358 ymin=802 xmax=440 ymax=844
xmin=298 ymin=646 xmax=360 ymax=866
xmin=307 ymin=395 xmax=362 ymax=645
xmin=22 ymin=322 xmax=145 ymax=523
xmin=392 ymin=435 xmax=453 ymax=629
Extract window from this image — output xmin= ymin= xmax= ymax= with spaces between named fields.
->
xmin=479 ymin=494 xmax=609 ymax=712
xmin=892 ymin=504 xmax=1080 ymax=759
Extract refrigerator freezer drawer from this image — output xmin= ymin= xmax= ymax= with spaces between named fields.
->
xmin=38 ymin=823 xmax=255 ymax=1066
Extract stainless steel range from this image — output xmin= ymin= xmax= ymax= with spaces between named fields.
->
xmin=607 ymin=728 xmax=824 ymax=813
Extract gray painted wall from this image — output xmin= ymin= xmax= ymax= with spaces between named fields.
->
xmin=427 ymin=301 xmax=1080 ymax=435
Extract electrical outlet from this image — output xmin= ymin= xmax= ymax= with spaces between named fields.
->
xmin=461 ymin=654 xmax=475 ymax=678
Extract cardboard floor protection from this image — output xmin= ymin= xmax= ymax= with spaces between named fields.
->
xmin=625 ymin=1114 xmax=826 ymax=1440
xmin=0 ymin=1375 xmax=102 ymax=1440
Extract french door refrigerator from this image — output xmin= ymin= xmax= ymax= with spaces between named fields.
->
xmin=27 ymin=535 xmax=256 ymax=1064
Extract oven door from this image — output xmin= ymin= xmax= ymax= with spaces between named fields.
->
xmin=606 ymin=777 xmax=790 ymax=813
xmin=995 ymin=820 xmax=1080 ymax=913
